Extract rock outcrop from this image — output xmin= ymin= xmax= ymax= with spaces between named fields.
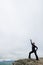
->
xmin=12 ymin=58 xmax=43 ymax=65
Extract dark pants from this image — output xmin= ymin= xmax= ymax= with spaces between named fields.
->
xmin=29 ymin=50 xmax=39 ymax=60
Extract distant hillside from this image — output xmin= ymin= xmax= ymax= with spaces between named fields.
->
xmin=12 ymin=58 xmax=43 ymax=65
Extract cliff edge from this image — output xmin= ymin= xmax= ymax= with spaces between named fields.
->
xmin=12 ymin=58 xmax=43 ymax=65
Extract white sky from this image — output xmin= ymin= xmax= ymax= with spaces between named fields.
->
xmin=0 ymin=0 xmax=43 ymax=60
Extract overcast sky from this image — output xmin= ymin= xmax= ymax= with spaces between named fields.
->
xmin=0 ymin=0 xmax=43 ymax=60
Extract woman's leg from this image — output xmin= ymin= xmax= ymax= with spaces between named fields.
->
xmin=34 ymin=51 xmax=39 ymax=60
xmin=29 ymin=51 xmax=33 ymax=59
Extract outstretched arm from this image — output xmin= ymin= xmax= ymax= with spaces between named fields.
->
xmin=30 ymin=39 xmax=32 ymax=45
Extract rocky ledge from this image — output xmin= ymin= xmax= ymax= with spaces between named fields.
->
xmin=12 ymin=58 xmax=43 ymax=65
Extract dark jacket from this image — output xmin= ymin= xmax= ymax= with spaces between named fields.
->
xmin=31 ymin=42 xmax=38 ymax=51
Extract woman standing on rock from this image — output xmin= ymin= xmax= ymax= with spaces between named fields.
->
xmin=29 ymin=39 xmax=39 ymax=60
